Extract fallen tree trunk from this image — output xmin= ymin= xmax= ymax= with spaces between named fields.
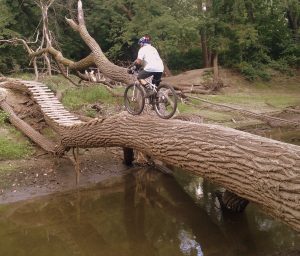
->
xmin=58 ymin=112 xmax=300 ymax=231
xmin=1 ymin=79 xmax=299 ymax=230
xmin=0 ymin=92 xmax=56 ymax=153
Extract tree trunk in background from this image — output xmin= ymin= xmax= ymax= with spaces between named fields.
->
xmin=287 ymin=7 xmax=299 ymax=42
xmin=213 ymin=52 xmax=219 ymax=80
xmin=245 ymin=0 xmax=255 ymax=23
xmin=197 ymin=0 xmax=210 ymax=68
xmin=58 ymin=112 xmax=300 ymax=232
xmin=201 ymin=29 xmax=210 ymax=68
xmin=163 ymin=62 xmax=173 ymax=77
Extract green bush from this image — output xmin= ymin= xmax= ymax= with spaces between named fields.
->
xmin=236 ymin=62 xmax=271 ymax=81
xmin=269 ymin=59 xmax=293 ymax=75
xmin=236 ymin=62 xmax=258 ymax=81
xmin=257 ymin=69 xmax=271 ymax=81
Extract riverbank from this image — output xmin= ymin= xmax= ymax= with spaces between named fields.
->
xmin=0 ymin=147 xmax=130 ymax=204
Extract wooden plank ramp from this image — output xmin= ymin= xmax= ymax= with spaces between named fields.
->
xmin=20 ymin=80 xmax=83 ymax=127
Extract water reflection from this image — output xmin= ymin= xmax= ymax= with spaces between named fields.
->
xmin=175 ymin=170 xmax=300 ymax=256
xmin=178 ymin=229 xmax=203 ymax=256
xmin=0 ymin=168 xmax=299 ymax=256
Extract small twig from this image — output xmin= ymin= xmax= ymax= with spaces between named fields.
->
xmin=72 ymin=146 xmax=80 ymax=185
xmin=53 ymin=58 xmax=81 ymax=87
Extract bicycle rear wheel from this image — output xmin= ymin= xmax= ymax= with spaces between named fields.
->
xmin=124 ymin=83 xmax=145 ymax=115
xmin=154 ymin=84 xmax=177 ymax=119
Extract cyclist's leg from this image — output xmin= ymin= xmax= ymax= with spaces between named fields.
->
xmin=137 ymin=70 xmax=152 ymax=86
xmin=152 ymin=72 xmax=163 ymax=86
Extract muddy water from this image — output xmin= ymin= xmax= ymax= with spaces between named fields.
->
xmin=0 ymin=167 xmax=299 ymax=256
xmin=0 ymin=130 xmax=299 ymax=256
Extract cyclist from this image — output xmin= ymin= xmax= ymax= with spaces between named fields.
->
xmin=128 ymin=35 xmax=164 ymax=90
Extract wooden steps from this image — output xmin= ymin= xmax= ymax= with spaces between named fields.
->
xmin=20 ymin=80 xmax=83 ymax=127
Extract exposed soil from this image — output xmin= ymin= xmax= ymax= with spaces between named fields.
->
xmin=0 ymin=147 xmax=130 ymax=204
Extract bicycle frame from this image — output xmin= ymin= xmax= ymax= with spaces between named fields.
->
xmin=125 ymin=70 xmax=178 ymax=119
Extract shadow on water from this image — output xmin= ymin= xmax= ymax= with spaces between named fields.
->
xmin=0 ymin=166 xmax=299 ymax=256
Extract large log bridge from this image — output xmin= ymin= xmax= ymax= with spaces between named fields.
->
xmin=0 ymin=79 xmax=299 ymax=231
xmin=60 ymin=114 xmax=300 ymax=231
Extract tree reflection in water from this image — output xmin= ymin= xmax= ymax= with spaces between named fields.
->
xmin=0 ymin=167 xmax=298 ymax=256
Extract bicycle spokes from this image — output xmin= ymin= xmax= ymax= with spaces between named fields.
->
xmin=154 ymin=85 xmax=177 ymax=119
xmin=124 ymin=84 xmax=145 ymax=115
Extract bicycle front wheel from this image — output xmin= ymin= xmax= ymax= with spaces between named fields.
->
xmin=124 ymin=83 xmax=145 ymax=115
xmin=154 ymin=84 xmax=178 ymax=119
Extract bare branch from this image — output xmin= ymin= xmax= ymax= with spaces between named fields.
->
xmin=65 ymin=17 xmax=79 ymax=31
xmin=77 ymin=0 xmax=85 ymax=26
xmin=0 ymin=38 xmax=34 ymax=54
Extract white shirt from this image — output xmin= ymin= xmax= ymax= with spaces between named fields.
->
xmin=137 ymin=44 xmax=164 ymax=72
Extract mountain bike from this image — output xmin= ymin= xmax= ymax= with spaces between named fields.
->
xmin=124 ymin=67 xmax=177 ymax=119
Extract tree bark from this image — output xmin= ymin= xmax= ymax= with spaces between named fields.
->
xmin=213 ymin=52 xmax=219 ymax=80
xmin=163 ymin=61 xmax=173 ymax=77
xmin=200 ymin=29 xmax=210 ymax=68
xmin=287 ymin=6 xmax=299 ymax=42
xmin=57 ymin=112 xmax=300 ymax=231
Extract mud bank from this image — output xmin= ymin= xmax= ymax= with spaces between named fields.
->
xmin=0 ymin=147 xmax=130 ymax=204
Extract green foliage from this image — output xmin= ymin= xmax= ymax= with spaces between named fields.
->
xmin=85 ymin=109 xmax=98 ymax=118
xmin=236 ymin=62 xmax=271 ymax=81
xmin=167 ymin=48 xmax=202 ymax=71
xmin=0 ymin=111 xmax=9 ymax=125
xmin=269 ymin=60 xmax=293 ymax=75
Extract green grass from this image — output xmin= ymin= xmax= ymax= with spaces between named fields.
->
xmin=0 ymin=111 xmax=8 ymax=125
xmin=198 ymin=109 xmax=234 ymax=122
xmin=43 ymin=75 xmax=77 ymax=92
xmin=0 ymin=137 xmax=32 ymax=160
xmin=202 ymin=91 xmax=300 ymax=111
xmin=9 ymin=73 xmax=35 ymax=80
xmin=85 ymin=109 xmax=98 ymax=118
xmin=62 ymin=86 xmax=120 ymax=110
xmin=0 ymin=127 xmax=33 ymax=160
xmin=177 ymin=103 xmax=199 ymax=113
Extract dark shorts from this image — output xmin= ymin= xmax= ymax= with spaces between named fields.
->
xmin=138 ymin=70 xmax=162 ymax=86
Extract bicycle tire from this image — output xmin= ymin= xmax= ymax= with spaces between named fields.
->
xmin=154 ymin=84 xmax=177 ymax=119
xmin=124 ymin=83 xmax=145 ymax=115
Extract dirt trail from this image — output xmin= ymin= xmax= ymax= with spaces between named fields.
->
xmin=162 ymin=69 xmax=208 ymax=87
